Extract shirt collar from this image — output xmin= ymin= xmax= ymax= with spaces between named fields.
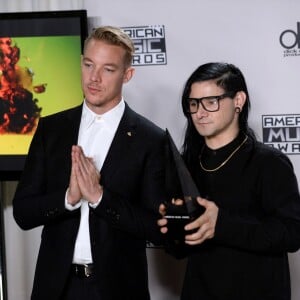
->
xmin=81 ymin=98 xmax=125 ymax=130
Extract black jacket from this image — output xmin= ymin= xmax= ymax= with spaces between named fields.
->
xmin=13 ymin=103 xmax=166 ymax=300
xmin=174 ymin=135 xmax=300 ymax=300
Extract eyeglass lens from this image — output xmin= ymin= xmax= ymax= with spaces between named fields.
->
xmin=188 ymin=97 xmax=219 ymax=113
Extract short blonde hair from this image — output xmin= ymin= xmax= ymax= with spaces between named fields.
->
xmin=84 ymin=26 xmax=134 ymax=67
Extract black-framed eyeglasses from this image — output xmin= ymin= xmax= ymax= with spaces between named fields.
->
xmin=185 ymin=92 xmax=236 ymax=113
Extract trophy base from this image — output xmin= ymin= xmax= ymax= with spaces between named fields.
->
xmin=164 ymin=201 xmax=204 ymax=243
xmin=164 ymin=203 xmax=193 ymax=243
xmin=164 ymin=214 xmax=191 ymax=243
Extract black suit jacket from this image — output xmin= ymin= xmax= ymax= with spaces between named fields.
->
xmin=13 ymin=103 xmax=166 ymax=300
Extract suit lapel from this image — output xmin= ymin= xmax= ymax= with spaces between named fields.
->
xmin=64 ymin=104 xmax=83 ymax=146
xmin=57 ymin=105 xmax=82 ymax=178
xmin=63 ymin=104 xmax=137 ymax=182
xmin=101 ymin=104 xmax=137 ymax=180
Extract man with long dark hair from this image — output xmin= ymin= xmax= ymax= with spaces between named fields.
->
xmin=159 ymin=62 xmax=300 ymax=300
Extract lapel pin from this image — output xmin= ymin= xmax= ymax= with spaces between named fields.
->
xmin=127 ymin=131 xmax=132 ymax=137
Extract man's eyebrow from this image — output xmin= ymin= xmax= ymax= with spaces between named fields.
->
xmin=82 ymin=57 xmax=92 ymax=62
xmin=102 ymin=63 xmax=119 ymax=69
xmin=82 ymin=57 xmax=118 ymax=68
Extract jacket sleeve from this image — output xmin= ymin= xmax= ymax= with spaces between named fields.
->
xmin=214 ymin=151 xmax=300 ymax=254
xmin=13 ymin=117 xmax=77 ymax=230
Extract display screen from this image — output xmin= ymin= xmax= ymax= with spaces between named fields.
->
xmin=0 ymin=10 xmax=88 ymax=180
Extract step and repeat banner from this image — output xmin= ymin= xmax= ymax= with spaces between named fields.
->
xmin=83 ymin=1 xmax=300 ymax=299
xmin=2 ymin=1 xmax=300 ymax=299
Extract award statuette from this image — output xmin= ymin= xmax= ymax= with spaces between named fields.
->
xmin=164 ymin=129 xmax=204 ymax=242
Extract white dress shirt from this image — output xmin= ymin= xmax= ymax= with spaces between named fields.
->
xmin=66 ymin=99 xmax=125 ymax=264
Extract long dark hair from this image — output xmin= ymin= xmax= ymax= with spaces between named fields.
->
xmin=181 ymin=62 xmax=256 ymax=166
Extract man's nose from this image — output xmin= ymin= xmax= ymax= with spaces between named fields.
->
xmin=90 ymin=69 xmax=101 ymax=82
xmin=195 ymin=102 xmax=208 ymax=117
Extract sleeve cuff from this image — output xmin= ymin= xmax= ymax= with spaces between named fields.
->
xmin=89 ymin=191 xmax=103 ymax=209
xmin=65 ymin=188 xmax=82 ymax=211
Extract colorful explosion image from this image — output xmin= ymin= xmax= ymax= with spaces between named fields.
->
xmin=0 ymin=37 xmax=45 ymax=134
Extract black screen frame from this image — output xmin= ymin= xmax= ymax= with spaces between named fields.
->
xmin=0 ymin=10 xmax=88 ymax=181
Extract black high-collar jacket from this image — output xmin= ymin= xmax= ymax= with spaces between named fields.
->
xmin=181 ymin=134 xmax=300 ymax=300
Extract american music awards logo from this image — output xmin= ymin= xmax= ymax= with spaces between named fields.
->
xmin=279 ymin=22 xmax=300 ymax=57
xmin=262 ymin=114 xmax=300 ymax=154
xmin=122 ymin=25 xmax=167 ymax=66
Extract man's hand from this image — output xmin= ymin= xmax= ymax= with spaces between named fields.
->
xmin=157 ymin=199 xmax=184 ymax=234
xmin=73 ymin=145 xmax=102 ymax=204
xmin=67 ymin=145 xmax=83 ymax=206
xmin=158 ymin=203 xmax=168 ymax=234
xmin=184 ymin=197 xmax=219 ymax=245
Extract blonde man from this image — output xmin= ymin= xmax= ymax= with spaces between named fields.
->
xmin=14 ymin=26 xmax=165 ymax=300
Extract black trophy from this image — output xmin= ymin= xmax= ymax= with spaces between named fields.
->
xmin=164 ymin=129 xmax=204 ymax=242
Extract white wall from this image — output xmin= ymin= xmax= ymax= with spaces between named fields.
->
xmin=1 ymin=0 xmax=300 ymax=299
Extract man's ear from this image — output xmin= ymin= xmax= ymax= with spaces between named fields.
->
xmin=123 ymin=67 xmax=135 ymax=83
xmin=234 ymin=91 xmax=246 ymax=110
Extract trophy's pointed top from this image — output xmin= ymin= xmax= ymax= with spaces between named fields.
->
xmin=165 ymin=129 xmax=200 ymax=204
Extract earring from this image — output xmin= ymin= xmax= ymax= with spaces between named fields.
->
xmin=235 ymin=107 xmax=241 ymax=113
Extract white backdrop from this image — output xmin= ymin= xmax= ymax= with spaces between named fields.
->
xmin=1 ymin=0 xmax=300 ymax=299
